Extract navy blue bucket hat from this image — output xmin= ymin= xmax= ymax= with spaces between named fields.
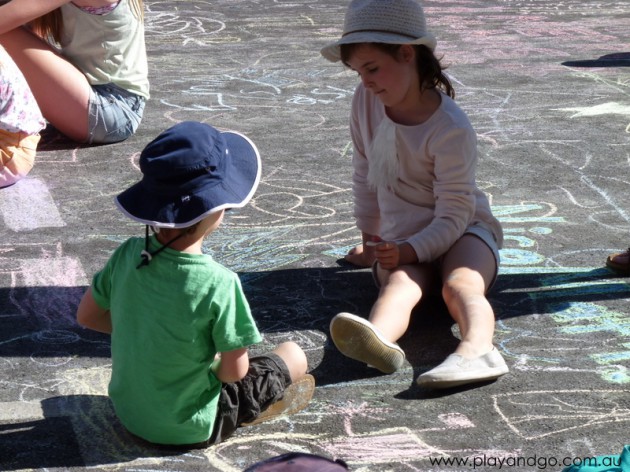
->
xmin=116 ymin=121 xmax=261 ymax=228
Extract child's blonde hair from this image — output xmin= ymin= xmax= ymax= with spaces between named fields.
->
xmin=30 ymin=0 xmax=144 ymax=43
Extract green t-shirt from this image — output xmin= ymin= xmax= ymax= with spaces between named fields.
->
xmin=91 ymin=236 xmax=262 ymax=445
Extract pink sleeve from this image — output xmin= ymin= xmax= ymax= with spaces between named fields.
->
xmin=350 ymin=85 xmax=381 ymax=236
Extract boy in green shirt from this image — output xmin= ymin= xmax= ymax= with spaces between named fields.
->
xmin=77 ymin=121 xmax=314 ymax=447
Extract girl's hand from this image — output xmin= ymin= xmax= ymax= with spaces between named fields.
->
xmin=373 ymin=241 xmax=417 ymax=269
xmin=374 ymin=241 xmax=400 ymax=270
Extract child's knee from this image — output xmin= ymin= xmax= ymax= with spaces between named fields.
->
xmin=443 ymin=268 xmax=485 ymax=296
xmin=274 ymin=342 xmax=308 ymax=378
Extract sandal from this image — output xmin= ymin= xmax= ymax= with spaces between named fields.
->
xmin=606 ymin=248 xmax=630 ymax=276
xmin=242 ymin=374 xmax=315 ymax=426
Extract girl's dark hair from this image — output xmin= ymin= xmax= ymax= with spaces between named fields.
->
xmin=340 ymin=43 xmax=455 ymax=99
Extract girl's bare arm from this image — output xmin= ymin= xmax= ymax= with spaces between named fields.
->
xmin=0 ymin=0 xmax=68 ymax=35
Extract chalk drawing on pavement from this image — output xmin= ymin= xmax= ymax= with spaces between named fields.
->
xmin=493 ymin=389 xmax=630 ymax=440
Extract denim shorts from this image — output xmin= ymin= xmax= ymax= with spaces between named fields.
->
xmin=86 ymin=83 xmax=145 ymax=144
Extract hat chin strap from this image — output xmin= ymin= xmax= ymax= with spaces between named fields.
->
xmin=136 ymin=225 xmax=187 ymax=269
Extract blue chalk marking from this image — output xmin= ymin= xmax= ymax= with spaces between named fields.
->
xmin=323 ymin=245 xmax=355 ymax=258
xmin=529 ymin=227 xmax=553 ymax=235
xmin=492 ymin=203 xmax=566 ymax=223
xmin=598 ymin=366 xmax=630 ymax=384
xmin=499 ymin=249 xmax=546 ymax=266
xmin=503 ymin=235 xmax=537 ymax=248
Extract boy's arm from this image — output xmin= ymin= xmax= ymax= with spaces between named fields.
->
xmin=76 ymin=287 xmax=112 ymax=334
xmin=213 ymin=347 xmax=249 ymax=383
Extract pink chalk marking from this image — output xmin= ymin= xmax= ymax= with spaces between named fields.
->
xmin=0 ymin=179 xmax=65 ymax=231
xmin=438 ymin=412 xmax=475 ymax=428
xmin=323 ymin=432 xmax=441 ymax=461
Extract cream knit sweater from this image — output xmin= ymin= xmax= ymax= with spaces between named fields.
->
xmin=350 ymin=83 xmax=503 ymax=263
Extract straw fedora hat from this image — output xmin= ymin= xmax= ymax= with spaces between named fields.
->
xmin=320 ymin=0 xmax=437 ymax=62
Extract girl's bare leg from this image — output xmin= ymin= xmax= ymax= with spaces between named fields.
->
xmin=369 ymin=263 xmax=434 ymax=342
xmin=0 ymin=27 xmax=92 ymax=142
xmin=440 ymin=234 xmax=497 ymax=358
xmin=415 ymin=234 xmax=508 ymax=388
xmin=328 ymin=263 xmax=433 ymax=374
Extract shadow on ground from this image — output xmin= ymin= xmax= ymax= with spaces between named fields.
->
xmin=562 ymin=52 xmax=630 ymax=68
xmin=0 ymin=395 xmax=184 ymax=471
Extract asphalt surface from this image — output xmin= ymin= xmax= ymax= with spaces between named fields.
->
xmin=1 ymin=1 xmax=630 ymax=471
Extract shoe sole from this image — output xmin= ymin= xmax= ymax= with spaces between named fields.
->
xmin=330 ymin=313 xmax=404 ymax=374
xmin=242 ymin=374 xmax=315 ymax=426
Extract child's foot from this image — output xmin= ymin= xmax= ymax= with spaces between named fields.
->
xmin=416 ymin=347 xmax=509 ymax=389
xmin=329 ymin=312 xmax=405 ymax=374
xmin=242 ymin=374 xmax=315 ymax=426
xmin=606 ymin=248 xmax=630 ymax=276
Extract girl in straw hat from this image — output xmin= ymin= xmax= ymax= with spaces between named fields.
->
xmin=321 ymin=0 xmax=508 ymax=389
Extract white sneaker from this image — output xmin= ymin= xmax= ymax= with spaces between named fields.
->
xmin=416 ymin=348 xmax=509 ymax=389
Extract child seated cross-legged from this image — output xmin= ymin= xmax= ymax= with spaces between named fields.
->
xmin=77 ymin=121 xmax=315 ymax=448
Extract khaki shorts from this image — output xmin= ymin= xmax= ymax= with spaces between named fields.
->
xmin=128 ymin=353 xmax=291 ymax=450
xmin=0 ymin=129 xmax=40 ymax=188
